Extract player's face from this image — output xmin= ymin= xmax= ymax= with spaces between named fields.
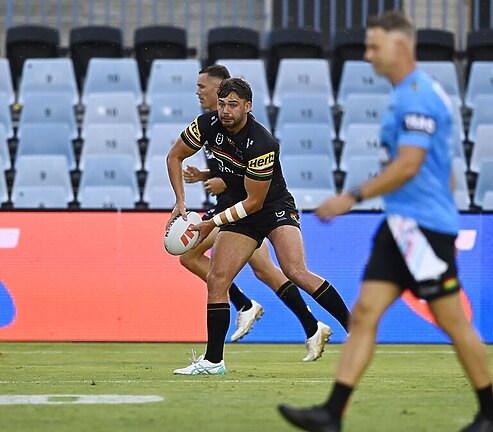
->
xmin=217 ymin=92 xmax=252 ymax=133
xmin=196 ymin=73 xmax=222 ymax=110
xmin=364 ymin=27 xmax=397 ymax=77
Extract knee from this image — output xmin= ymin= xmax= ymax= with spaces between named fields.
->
xmin=179 ymin=253 xmax=196 ymax=272
xmin=281 ymin=266 xmax=305 ymax=286
xmin=207 ymin=268 xmax=231 ymax=293
xmin=351 ymin=298 xmax=378 ymax=328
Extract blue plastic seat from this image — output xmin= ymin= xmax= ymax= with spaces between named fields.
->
xmin=18 ymin=92 xmax=77 ymax=139
xmin=82 ymin=93 xmax=142 ymax=139
xmin=469 ymin=125 xmax=493 ymax=173
xmin=0 ymin=125 xmax=11 ymax=170
xmin=0 ymin=166 xmax=7 ymax=203
xmin=482 ymin=191 xmax=493 ymax=210
xmin=473 ymin=159 xmax=493 ymax=207
xmin=452 ymin=157 xmax=470 ymax=210
xmin=0 ymin=58 xmax=15 ymax=105
xmin=146 ymin=59 xmax=201 ymax=106
xmin=343 ymin=155 xmax=383 ymax=210
xmin=18 ymin=58 xmax=78 ymax=105
xmin=340 ymin=124 xmax=381 ymax=172
xmin=79 ymin=154 xmax=139 ymax=202
xmin=273 ymin=59 xmax=334 ymax=107
xmin=465 ymin=61 xmax=493 ymax=109
xmin=145 ymin=123 xmax=185 ymax=170
xmin=79 ymin=186 xmax=136 ymax=209
xmin=80 ymin=124 xmax=141 ymax=171
xmin=0 ymin=100 xmax=14 ymax=138
xmin=12 ymin=186 xmax=70 ymax=208
xmin=82 ymin=58 xmax=142 ymax=105
xmin=417 ymin=61 xmax=462 ymax=107
xmin=468 ymin=95 xmax=493 ymax=142
xmin=337 ymin=61 xmax=392 ymax=108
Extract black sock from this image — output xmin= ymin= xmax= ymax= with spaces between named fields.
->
xmin=324 ymin=381 xmax=353 ymax=420
xmin=229 ymin=283 xmax=252 ymax=312
xmin=477 ymin=384 xmax=493 ymax=421
xmin=277 ymin=281 xmax=318 ymax=338
xmin=204 ymin=303 xmax=230 ymax=364
xmin=312 ymin=281 xmax=351 ymax=332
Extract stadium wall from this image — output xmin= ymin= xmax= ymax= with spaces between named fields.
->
xmin=0 ymin=211 xmax=491 ymax=344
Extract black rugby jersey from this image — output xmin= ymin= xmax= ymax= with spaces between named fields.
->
xmin=181 ymin=111 xmax=293 ymax=209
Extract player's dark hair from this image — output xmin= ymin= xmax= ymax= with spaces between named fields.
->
xmin=217 ymin=77 xmax=253 ymax=103
xmin=199 ymin=64 xmax=231 ymax=80
xmin=367 ymin=10 xmax=415 ymax=40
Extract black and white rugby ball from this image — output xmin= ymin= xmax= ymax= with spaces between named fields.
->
xmin=164 ymin=211 xmax=202 ymax=255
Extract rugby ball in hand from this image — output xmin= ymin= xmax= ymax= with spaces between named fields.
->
xmin=164 ymin=211 xmax=202 ymax=255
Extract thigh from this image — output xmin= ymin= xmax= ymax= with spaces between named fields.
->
xmin=427 ymin=291 xmax=469 ymax=330
xmin=355 ymin=280 xmax=402 ymax=321
xmin=184 ymin=226 xmax=218 ymax=258
xmin=268 ymin=225 xmax=308 ymax=271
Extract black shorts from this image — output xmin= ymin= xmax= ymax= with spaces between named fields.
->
xmin=363 ymin=220 xmax=460 ymax=301
xmin=219 ymin=204 xmax=300 ymax=247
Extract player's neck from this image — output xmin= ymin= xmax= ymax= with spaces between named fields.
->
xmin=389 ymin=59 xmax=417 ymax=86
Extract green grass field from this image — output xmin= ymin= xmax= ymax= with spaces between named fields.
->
xmin=0 ymin=342 xmax=491 ymax=431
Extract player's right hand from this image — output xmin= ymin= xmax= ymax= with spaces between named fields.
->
xmin=183 ymin=165 xmax=202 ymax=184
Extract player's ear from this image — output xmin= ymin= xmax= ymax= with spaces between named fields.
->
xmin=245 ymin=100 xmax=252 ymax=113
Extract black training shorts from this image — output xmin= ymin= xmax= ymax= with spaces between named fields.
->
xmin=219 ymin=204 xmax=300 ymax=247
xmin=363 ymin=220 xmax=460 ymax=301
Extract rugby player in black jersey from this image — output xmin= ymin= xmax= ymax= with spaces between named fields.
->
xmin=167 ymin=77 xmax=350 ymax=375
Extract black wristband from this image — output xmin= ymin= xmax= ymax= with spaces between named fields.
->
xmin=349 ymin=187 xmax=364 ymax=203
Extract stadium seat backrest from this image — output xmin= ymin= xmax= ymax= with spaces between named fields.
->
xmin=146 ymin=59 xmax=201 ymax=106
xmin=417 ymin=61 xmax=461 ymax=107
xmin=82 ymin=93 xmax=142 ymax=139
xmin=145 ymin=123 xmax=186 ymax=170
xmin=82 ymin=58 xmax=142 ymax=105
xmin=16 ymin=123 xmax=75 ymax=170
xmin=18 ymin=92 xmax=77 ymax=139
xmin=79 ymin=186 xmax=136 ymax=209
xmin=80 ymin=124 xmax=141 ymax=171
xmin=0 ymin=125 xmax=11 ymax=170
xmin=207 ymin=26 xmax=260 ymax=65
xmin=340 ymin=123 xmax=381 ymax=171
xmin=0 ymin=58 xmax=15 ymax=105
xmin=12 ymin=186 xmax=69 ymax=209
xmin=79 ymin=154 xmax=139 ymax=201
xmin=217 ymin=59 xmax=271 ymax=106
xmin=465 ymin=62 xmax=493 ymax=109
xmin=467 ymin=95 xmax=493 ymax=142
xmin=281 ymin=154 xmax=335 ymax=190
xmin=469 ymin=125 xmax=493 ymax=173
xmin=337 ymin=61 xmax=392 ymax=107
xmin=342 ymin=155 xmax=382 ymax=191
xmin=482 ymin=191 xmax=493 ymax=210
xmin=18 ymin=58 xmax=78 ymax=105
xmin=0 ymin=100 xmax=14 ymax=138
xmin=473 ymin=159 xmax=493 ymax=207
xmin=273 ymin=59 xmax=333 ymax=107
xmin=0 ymin=164 xmax=7 ymax=203
xmin=452 ymin=157 xmax=470 ymax=210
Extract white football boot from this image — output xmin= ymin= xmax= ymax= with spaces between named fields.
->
xmin=173 ymin=351 xmax=227 ymax=375
xmin=231 ymin=300 xmax=264 ymax=342
xmin=302 ymin=321 xmax=332 ymax=362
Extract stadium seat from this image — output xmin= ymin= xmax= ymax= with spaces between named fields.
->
xmin=274 ymin=94 xmax=335 ymax=140
xmin=12 ymin=186 xmax=70 ymax=208
xmin=466 ymin=29 xmax=493 ymax=80
xmin=417 ymin=61 xmax=462 ymax=107
xmin=145 ymin=123 xmax=186 ymax=170
xmin=339 ymin=94 xmax=389 ymax=141
xmin=16 ymin=124 xmax=75 ymax=170
xmin=134 ymin=25 xmax=188 ymax=90
xmin=0 ymin=102 xmax=13 ymax=139
xmin=278 ymin=123 xmax=336 ymax=169
xmin=452 ymin=157 xmax=470 ymax=210
xmin=273 ymin=58 xmax=333 ymax=107
xmin=0 ymin=126 xmax=11 ymax=170
xmin=146 ymin=59 xmax=201 ymax=106
xmin=482 ymin=191 xmax=493 ymax=211
xmin=0 ymin=166 xmax=7 ymax=203
xmin=82 ymin=58 xmax=143 ymax=105
xmin=217 ymin=59 xmax=270 ymax=106
xmin=342 ymin=155 xmax=383 ymax=210
xmin=79 ymin=186 xmax=136 ymax=209
xmin=144 ymin=156 xmax=205 ymax=209
xmin=80 ymin=124 xmax=141 ymax=171
xmin=281 ymin=154 xmax=335 ymax=210
xmin=78 ymin=154 xmax=139 ymax=202
xmin=207 ymin=26 xmax=260 ymax=65
xmin=266 ymin=28 xmax=324 ymax=90
xmin=416 ymin=29 xmax=455 ymax=61
xmin=340 ymin=124 xmax=381 ymax=172
xmin=6 ymin=25 xmax=59 ymax=89
xmin=251 ymin=104 xmax=270 ymax=130
xmin=146 ymin=94 xmax=201 ymax=139
xmin=18 ymin=92 xmax=77 ymax=139
xmin=18 ymin=58 xmax=78 ymax=105
xmin=469 ymin=125 xmax=493 ymax=173
xmin=467 ymin=95 xmax=493 ymax=142
xmin=337 ymin=61 xmax=392 ymax=108
xmin=82 ymin=93 xmax=142 ymax=139
xmin=330 ymin=28 xmax=366 ymax=94
xmin=465 ymin=62 xmax=493 ymax=110
xmin=473 ymin=160 xmax=493 ymax=207
xmin=12 ymin=155 xmax=73 ymax=202
xmin=0 ymin=58 xmax=15 ymax=105
xmin=70 ymin=26 xmax=123 ymax=90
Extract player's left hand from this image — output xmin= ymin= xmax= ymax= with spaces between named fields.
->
xmin=189 ymin=219 xmax=216 ymax=247
xmin=315 ymin=193 xmax=355 ymax=221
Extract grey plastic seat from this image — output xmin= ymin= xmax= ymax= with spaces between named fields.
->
xmin=0 ymin=163 xmax=7 ymax=203
xmin=82 ymin=58 xmax=142 ymax=105
xmin=473 ymin=159 xmax=493 ymax=207
xmin=16 ymin=123 xmax=75 ymax=170
xmin=452 ymin=157 xmax=470 ymax=210
xmin=80 ymin=124 xmax=141 ymax=171
xmin=145 ymin=123 xmax=185 ymax=170
xmin=417 ymin=61 xmax=462 ymax=107
xmin=146 ymin=59 xmax=201 ymax=106
xmin=0 ymin=100 xmax=14 ymax=138
xmin=465 ymin=61 xmax=493 ymax=109
xmin=0 ymin=58 xmax=15 ymax=105
xmin=273 ymin=59 xmax=334 ymax=107
xmin=274 ymin=94 xmax=335 ymax=139
xmin=79 ymin=186 xmax=136 ymax=209
xmin=482 ymin=191 xmax=493 ymax=210
xmin=337 ymin=61 xmax=392 ymax=108
xmin=12 ymin=186 xmax=69 ymax=208
xmin=82 ymin=93 xmax=142 ymax=139
xmin=468 ymin=95 xmax=493 ymax=142
xmin=18 ymin=92 xmax=77 ymax=139
xmin=18 ymin=58 xmax=78 ymax=105
xmin=0 ymin=125 xmax=11 ymax=170
xmin=78 ymin=154 xmax=139 ymax=201
xmin=340 ymin=123 xmax=381 ymax=172
xmin=469 ymin=125 xmax=493 ymax=173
